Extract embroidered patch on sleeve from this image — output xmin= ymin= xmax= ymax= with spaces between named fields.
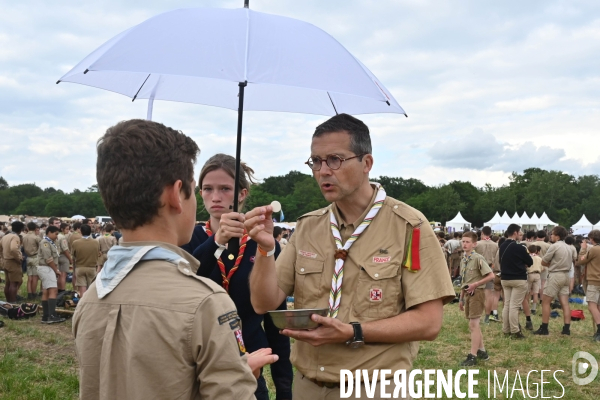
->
xmin=234 ymin=329 xmax=246 ymax=355
xmin=218 ymin=310 xmax=239 ymax=325
xmin=229 ymin=319 xmax=241 ymax=331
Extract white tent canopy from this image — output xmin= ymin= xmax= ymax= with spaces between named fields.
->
xmin=571 ymin=214 xmax=594 ymax=231
xmin=595 ymin=220 xmax=600 ymax=230
xmin=500 ymin=211 xmax=511 ymax=224
xmin=446 ymin=212 xmax=471 ymax=231
xmin=538 ymin=212 xmax=557 ymax=227
xmin=484 ymin=212 xmax=502 ymax=226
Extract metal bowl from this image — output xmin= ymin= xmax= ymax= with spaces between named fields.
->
xmin=267 ymin=308 xmax=329 ymax=330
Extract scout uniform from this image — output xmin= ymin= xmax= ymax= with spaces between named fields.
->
xmin=72 ymin=237 xmax=100 ymax=287
xmin=57 ymin=233 xmax=71 ymax=272
xmin=73 ymin=241 xmax=257 ymax=400
xmin=444 ymin=238 xmax=463 ymax=275
xmin=533 ymin=240 xmax=551 ymax=282
xmin=460 ymin=251 xmax=492 ymax=319
xmin=0 ymin=232 xmax=23 ymax=284
xmin=38 ymin=237 xmax=60 ymax=289
xmin=475 ymin=239 xmax=497 ymax=290
xmin=23 ymin=231 xmax=42 ymax=277
xmin=542 ymin=240 xmax=571 ymax=298
xmin=527 ymin=254 xmax=543 ymax=294
xmin=68 ymin=231 xmax=83 ymax=253
xmin=577 ymin=244 xmax=600 ymax=304
xmin=97 ymin=234 xmax=116 ymax=268
xmin=275 ymin=185 xmax=456 ymax=385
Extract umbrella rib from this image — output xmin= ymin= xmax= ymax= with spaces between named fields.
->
xmin=132 ymin=74 xmax=152 ymax=102
xmin=327 ymin=92 xmax=338 ymax=115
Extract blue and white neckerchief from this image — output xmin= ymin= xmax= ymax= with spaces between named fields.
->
xmin=82 ymin=235 xmax=91 ymax=239
xmin=44 ymin=236 xmax=58 ymax=250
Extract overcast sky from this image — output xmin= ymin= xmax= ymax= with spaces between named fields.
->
xmin=1 ymin=0 xmax=599 ymax=192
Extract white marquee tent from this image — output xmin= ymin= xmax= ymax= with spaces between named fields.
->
xmin=446 ymin=212 xmax=471 ymax=232
xmin=571 ymin=215 xmax=594 ymax=231
xmin=482 ymin=211 xmax=557 ymax=230
xmin=595 ymin=220 xmax=600 ymax=230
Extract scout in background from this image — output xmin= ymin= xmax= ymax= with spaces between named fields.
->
xmin=23 ymin=221 xmax=42 ymax=301
xmin=37 ymin=225 xmax=66 ymax=324
xmin=576 ymin=230 xmax=600 ymax=342
xmin=459 ymin=231 xmax=494 ymax=366
xmin=474 ymin=226 xmax=498 ymax=324
xmin=97 ymin=223 xmax=117 ymax=271
xmin=526 ymin=245 xmax=544 ymax=319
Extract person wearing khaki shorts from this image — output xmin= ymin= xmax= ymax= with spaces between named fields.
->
xmin=535 ymin=226 xmax=572 ymax=336
xmin=23 ymin=222 xmax=42 ymax=300
xmin=37 ymin=226 xmax=66 ymax=324
xmin=0 ymin=221 xmax=25 ymax=303
xmin=576 ymin=231 xmax=600 ymax=341
xmin=57 ymin=223 xmax=73 ymax=292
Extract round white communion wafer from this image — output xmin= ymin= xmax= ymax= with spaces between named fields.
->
xmin=270 ymin=200 xmax=281 ymax=213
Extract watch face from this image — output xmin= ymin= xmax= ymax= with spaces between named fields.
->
xmin=349 ymin=341 xmax=365 ymax=349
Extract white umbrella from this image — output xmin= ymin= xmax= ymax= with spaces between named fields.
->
xmin=491 ymin=223 xmax=508 ymax=232
xmin=58 ymin=3 xmax=406 ymax=253
xmin=573 ymin=227 xmax=592 ymax=236
xmin=71 ymin=215 xmax=85 ymax=220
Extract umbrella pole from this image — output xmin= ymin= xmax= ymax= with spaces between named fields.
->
xmin=229 ymin=81 xmax=248 ymax=256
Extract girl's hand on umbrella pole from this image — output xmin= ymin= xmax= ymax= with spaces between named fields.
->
xmin=215 ymin=212 xmax=246 ymax=245
xmin=243 ymin=205 xmax=275 ymax=250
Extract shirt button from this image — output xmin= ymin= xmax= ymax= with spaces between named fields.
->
xmin=320 ymin=367 xmax=325 ymax=371
xmin=322 ymin=210 xmax=326 ymax=214
xmin=374 ymin=273 xmax=379 ymax=278
xmin=300 ymin=268 xmax=305 ymax=272
xmin=183 ymin=268 xmax=190 ymax=273
xmin=394 ymin=205 xmax=398 ymax=209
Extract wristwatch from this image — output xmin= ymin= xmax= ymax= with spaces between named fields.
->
xmin=345 ymin=322 xmax=364 ymax=348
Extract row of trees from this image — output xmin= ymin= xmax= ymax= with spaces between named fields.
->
xmin=2 ymin=168 xmax=599 ymax=228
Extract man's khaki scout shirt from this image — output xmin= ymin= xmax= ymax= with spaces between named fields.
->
xmin=23 ymin=232 xmax=41 ymax=257
xmin=39 ymin=238 xmax=59 ymax=266
xmin=72 ymin=241 xmax=256 ymax=400
xmin=275 ymin=188 xmax=455 ymax=382
xmin=475 ymin=239 xmax=497 ymax=269
xmin=460 ymin=251 xmax=492 ymax=288
xmin=72 ymin=237 xmax=100 ymax=269
xmin=543 ymin=241 xmax=572 ymax=273
xmin=57 ymin=233 xmax=69 ymax=255
xmin=98 ymin=234 xmax=117 ymax=254
xmin=0 ymin=233 xmax=23 ymax=262
xmin=532 ymin=240 xmax=551 ymax=258
xmin=68 ymin=232 xmax=83 ymax=252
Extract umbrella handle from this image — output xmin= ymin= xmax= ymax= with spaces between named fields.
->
xmin=229 ymin=81 xmax=247 ymax=256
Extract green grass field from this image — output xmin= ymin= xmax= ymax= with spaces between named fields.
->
xmin=1 ymin=275 xmax=598 ymax=399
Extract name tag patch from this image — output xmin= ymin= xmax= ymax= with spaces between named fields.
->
xmin=299 ymin=250 xmax=317 ymax=259
xmin=370 ymin=288 xmax=383 ymax=302
xmin=372 ymin=256 xmax=391 ymax=263
xmin=218 ymin=310 xmax=239 ymax=325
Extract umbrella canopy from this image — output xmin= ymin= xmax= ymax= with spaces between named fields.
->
xmin=491 ymin=223 xmax=508 ymax=232
xmin=58 ymin=5 xmax=406 ymax=254
xmin=573 ymin=227 xmax=592 ymax=236
xmin=71 ymin=215 xmax=85 ymax=220
xmin=58 ymin=7 xmax=405 ymax=118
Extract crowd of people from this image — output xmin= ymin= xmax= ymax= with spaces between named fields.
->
xmin=437 ymin=224 xmax=600 ymax=366
xmin=0 ymin=218 xmax=119 ymax=323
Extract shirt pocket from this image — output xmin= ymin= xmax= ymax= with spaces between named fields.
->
xmin=352 ymin=262 xmax=401 ymax=321
xmin=294 ymin=257 xmax=324 ymax=309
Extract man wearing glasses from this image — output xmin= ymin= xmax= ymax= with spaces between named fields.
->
xmin=245 ymin=113 xmax=455 ymax=399
xmin=534 ymin=226 xmax=572 ymax=336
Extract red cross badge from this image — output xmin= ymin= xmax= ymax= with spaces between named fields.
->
xmin=370 ymin=288 xmax=382 ymax=302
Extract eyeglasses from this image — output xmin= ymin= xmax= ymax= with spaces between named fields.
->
xmin=305 ymin=154 xmax=366 ymax=171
